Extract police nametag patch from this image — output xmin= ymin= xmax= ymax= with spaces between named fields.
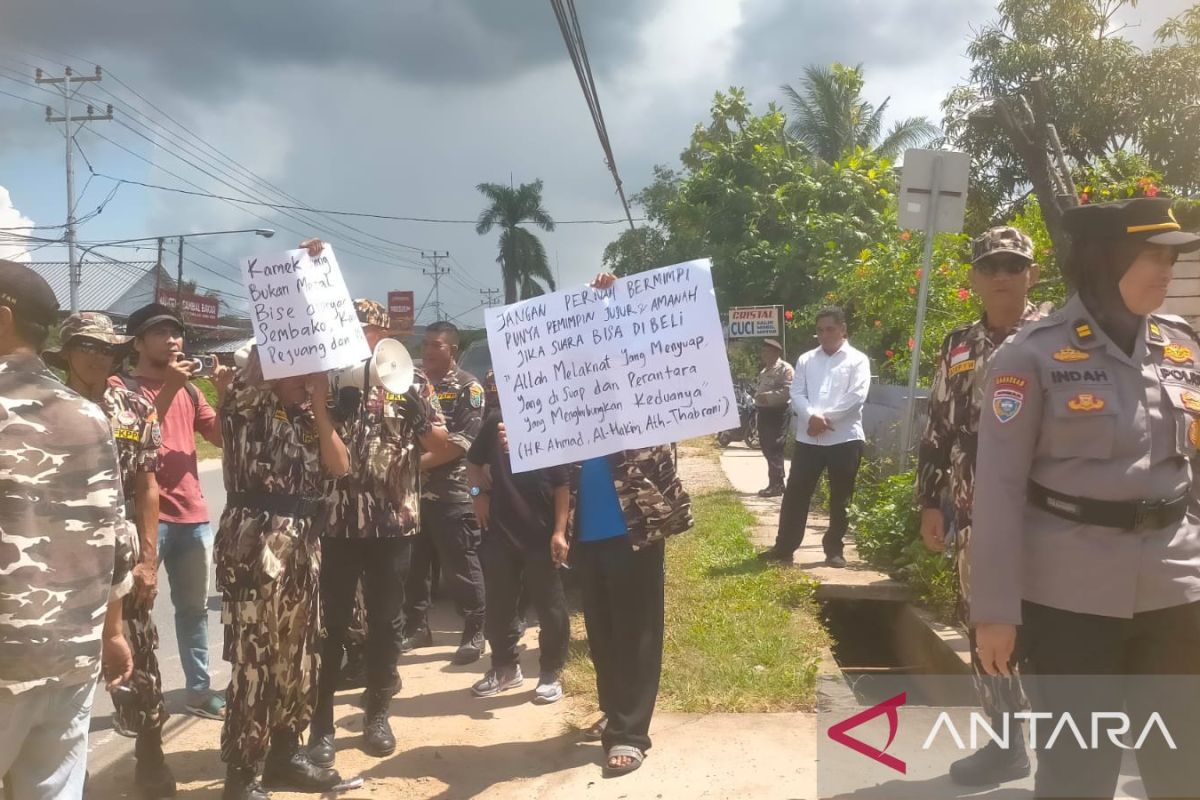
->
xmin=469 ymin=383 xmax=484 ymax=409
xmin=113 ymin=426 xmax=141 ymax=442
xmin=385 ymin=392 xmax=406 ymax=403
xmin=992 ymin=375 xmax=1027 ymax=423
xmin=1164 ymin=344 xmax=1194 ymax=365
xmin=948 ymin=359 xmax=975 ymax=378
xmin=1053 ymin=348 xmax=1090 ymax=362
xmin=438 ymin=391 xmax=457 ymax=404
xmin=1067 ymin=393 xmax=1106 ymax=412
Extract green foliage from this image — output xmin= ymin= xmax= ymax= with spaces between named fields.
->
xmin=475 ymin=180 xmax=556 ymax=303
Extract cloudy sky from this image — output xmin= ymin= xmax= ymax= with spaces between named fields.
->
xmin=0 ymin=0 xmax=1191 ymax=325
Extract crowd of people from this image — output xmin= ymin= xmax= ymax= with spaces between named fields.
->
xmin=0 ymin=244 xmax=691 ymax=799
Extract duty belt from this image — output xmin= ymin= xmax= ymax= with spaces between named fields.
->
xmin=227 ymin=491 xmax=322 ymax=518
xmin=1027 ymin=481 xmax=1189 ymax=531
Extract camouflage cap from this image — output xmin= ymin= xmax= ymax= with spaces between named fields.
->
xmin=972 ymin=226 xmax=1035 ymax=265
xmin=354 ymin=298 xmax=388 ymax=328
xmin=43 ymin=311 xmax=132 ymax=367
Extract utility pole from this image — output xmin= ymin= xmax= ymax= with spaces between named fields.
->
xmin=176 ymin=236 xmax=185 ymax=324
xmin=421 ymin=250 xmax=450 ymax=321
xmin=36 ymin=66 xmax=111 ymax=313
xmin=480 ymin=288 xmax=501 ymax=308
xmin=154 ymin=237 xmax=164 ymax=298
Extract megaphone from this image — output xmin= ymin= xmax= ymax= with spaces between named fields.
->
xmin=330 ymin=338 xmax=414 ymax=396
xmin=234 ymin=343 xmax=253 ymax=370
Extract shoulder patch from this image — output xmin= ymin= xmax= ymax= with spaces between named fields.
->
xmin=469 ymin=383 xmax=484 ymax=408
xmin=991 ymin=375 xmax=1027 ymax=424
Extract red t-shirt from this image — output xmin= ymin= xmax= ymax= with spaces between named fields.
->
xmin=109 ymin=374 xmax=219 ymax=524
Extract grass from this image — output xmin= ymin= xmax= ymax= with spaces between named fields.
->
xmin=562 ymin=490 xmax=828 ymax=713
xmin=195 ymin=433 xmax=221 ymax=461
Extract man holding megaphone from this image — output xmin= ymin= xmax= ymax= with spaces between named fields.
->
xmin=303 ymin=240 xmax=451 ymax=768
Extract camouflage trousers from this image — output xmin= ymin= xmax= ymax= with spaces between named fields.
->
xmin=113 ymin=592 xmax=167 ymax=736
xmin=218 ymin=545 xmax=321 ymax=768
xmin=956 ymin=521 xmax=1028 ymax=719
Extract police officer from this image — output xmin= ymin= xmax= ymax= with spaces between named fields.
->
xmin=403 ymin=321 xmax=488 ymax=664
xmin=972 ymin=197 xmax=1200 ymax=798
xmin=754 ymin=338 xmax=793 ymax=496
xmin=916 ymin=228 xmax=1046 ymax=786
xmin=45 ymin=313 xmax=176 ymax=798
xmin=215 ymin=347 xmax=349 ymax=799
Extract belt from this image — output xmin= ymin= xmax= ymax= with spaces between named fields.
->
xmin=1027 ymin=481 xmax=1189 ymax=531
xmin=227 ymin=491 xmax=323 ymax=518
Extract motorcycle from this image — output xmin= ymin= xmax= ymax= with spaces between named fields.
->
xmin=716 ymin=381 xmax=760 ymax=449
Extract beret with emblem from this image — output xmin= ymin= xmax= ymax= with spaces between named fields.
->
xmin=354 ymin=299 xmax=388 ymax=328
xmin=43 ymin=311 xmax=132 ymax=368
xmin=1064 ymin=197 xmax=1200 ymax=252
xmin=972 ymin=226 xmax=1035 ymax=264
xmin=0 ymin=259 xmax=60 ymax=326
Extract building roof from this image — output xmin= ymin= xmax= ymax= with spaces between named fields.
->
xmin=26 ymin=261 xmax=161 ymax=318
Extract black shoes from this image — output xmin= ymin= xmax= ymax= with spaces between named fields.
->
xmin=757 ymin=484 xmax=785 ymax=497
xmin=307 ymin=731 xmax=336 ymax=769
xmin=948 ymin=738 xmax=1030 ymax=786
xmin=134 ymin=730 xmax=176 ymax=798
xmin=399 ymin=624 xmax=434 ymax=654
xmin=221 ymin=766 xmax=268 ymax=800
xmin=361 ymin=689 xmax=396 ymax=757
xmin=757 ymin=548 xmax=794 ymax=564
xmin=262 ymin=734 xmax=342 ymax=792
xmin=453 ymin=625 xmax=486 ymax=665
xmin=825 ymin=555 xmax=847 ymax=568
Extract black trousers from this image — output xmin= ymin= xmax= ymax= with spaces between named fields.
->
xmin=774 ymin=440 xmax=863 ymax=558
xmin=1019 ymin=600 xmax=1200 ymax=799
xmin=576 ymin=537 xmax=665 ymax=753
xmin=405 ymin=499 xmax=486 ymax=631
xmin=757 ymin=406 xmax=788 ymax=488
xmin=479 ymin=533 xmax=569 ymax=675
xmin=313 ymin=537 xmax=411 ymax=731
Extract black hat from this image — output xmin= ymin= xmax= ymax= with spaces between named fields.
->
xmin=126 ymin=302 xmax=183 ymax=337
xmin=0 ymin=259 xmax=60 ymax=325
xmin=1063 ymin=198 xmax=1200 ymax=252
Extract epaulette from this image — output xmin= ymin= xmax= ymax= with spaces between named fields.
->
xmin=1008 ymin=309 xmax=1067 ymax=345
xmin=1151 ymin=312 xmax=1200 ymax=343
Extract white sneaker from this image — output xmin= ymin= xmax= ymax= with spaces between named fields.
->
xmin=471 ymin=666 xmax=524 ymax=697
xmin=533 ymin=673 xmax=563 ymax=704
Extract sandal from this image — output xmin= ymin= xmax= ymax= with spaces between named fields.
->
xmin=604 ymin=745 xmax=645 ymax=777
xmin=582 ymin=715 xmax=608 ymax=741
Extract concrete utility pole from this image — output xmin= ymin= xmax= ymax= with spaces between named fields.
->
xmin=480 ymin=288 xmax=501 ymax=308
xmin=421 ymin=250 xmax=450 ymax=321
xmin=36 ymin=66 xmax=111 ymax=313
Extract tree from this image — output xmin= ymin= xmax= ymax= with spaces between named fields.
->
xmin=475 ymin=180 xmax=556 ymax=303
xmin=782 ymin=63 xmax=939 ymax=163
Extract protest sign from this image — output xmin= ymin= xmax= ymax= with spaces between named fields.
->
xmin=485 ymin=258 xmax=737 ymax=472
xmin=241 ymin=245 xmax=371 ymax=380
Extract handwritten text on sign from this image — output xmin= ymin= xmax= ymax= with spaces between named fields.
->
xmin=241 ymin=245 xmax=371 ymax=380
xmin=486 ymin=259 xmax=737 ymax=472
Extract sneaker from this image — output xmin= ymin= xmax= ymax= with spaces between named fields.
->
xmin=533 ymin=673 xmax=563 ymax=704
xmin=399 ymin=625 xmax=434 ymax=654
xmin=471 ymin=666 xmax=525 ymax=697
xmin=757 ymin=549 xmax=793 ymax=564
xmin=757 ymin=485 xmax=784 ymax=498
xmin=185 ymin=692 xmax=226 ymax=720
xmin=453 ymin=628 xmax=486 ymax=665
xmin=825 ymin=555 xmax=847 ymax=568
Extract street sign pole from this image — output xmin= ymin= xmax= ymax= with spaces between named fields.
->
xmin=778 ymin=304 xmax=787 ymax=362
xmin=899 ymin=157 xmax=942 ymax=473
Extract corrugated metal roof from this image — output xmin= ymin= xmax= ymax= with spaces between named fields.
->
xmin=27 ymin=261 xmax=160 ymax=317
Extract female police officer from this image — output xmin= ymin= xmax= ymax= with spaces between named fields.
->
xmin=971 ymin=197 xmax=1200 ymax=798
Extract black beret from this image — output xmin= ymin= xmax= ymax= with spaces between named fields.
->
xmin=126 ymin=302 xmax=183 ymax=337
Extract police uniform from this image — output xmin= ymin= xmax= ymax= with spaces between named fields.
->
xmin=971 ymin=198 xmax=1200 ymax=798
xmin=405 ymin=365 xmax=487 ymax=658
xmin=754 ymin=340 xmax=794 ymax=494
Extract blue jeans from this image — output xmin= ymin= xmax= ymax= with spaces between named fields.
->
xmin=158 ymin=521 xmax=213 ymax=699
xmin=0 ymin=680 xmax=96 ymax=799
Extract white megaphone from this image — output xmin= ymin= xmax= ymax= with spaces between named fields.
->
xmin=329 ymin=338 xmax=414 ymax=395
xmin=234 ymin=343 xmax=253 ymax=370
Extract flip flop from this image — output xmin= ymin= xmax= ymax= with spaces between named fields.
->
xmin=582 ymin=715 xmax=608 ymax=741
xmin=603 ymin=745 xmax=645 ymax=777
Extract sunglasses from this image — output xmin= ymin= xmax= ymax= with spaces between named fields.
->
xmin=974 ymin=257 xmax=1031 ymax=276
xmin=70 ymin=339 xmax=115 ymax=357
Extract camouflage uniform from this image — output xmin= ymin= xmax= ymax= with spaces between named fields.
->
xmin=754 ymin=353 xmax=794 ymax=489
xmin=214 ymin=371 xmax=331 ymax=768
xmin=406 ymin=365 xmax=487 ymax=634
xmin=916 ymin=247 xmax=1045 ymax=721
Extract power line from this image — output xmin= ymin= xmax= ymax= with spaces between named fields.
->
xmin=421 ymin=251 xmax=451 ymax=322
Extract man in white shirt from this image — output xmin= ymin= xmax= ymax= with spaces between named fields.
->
xmin=760 ymin=307 xmax=871 ymax=568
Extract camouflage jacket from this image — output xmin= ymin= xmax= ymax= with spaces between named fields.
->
xmin=916 ymin=302 xmax=1048 ymax=530
xmin=328 ymin=371 xmax=442 ymax=538
xmin=0 ymin=353 xmax=134 ymax=694
xmin=566 ymin=446 xmax=693 ymax=550
xmin=754 ymin=359 xmax=794 ymax=408
xmin=102 ymin=384 xmax=161 ymax=554
xmin=422 ymin=366 xmax=484 ymax=505
xmin=214 ymin=374 xmax=331 ymax=592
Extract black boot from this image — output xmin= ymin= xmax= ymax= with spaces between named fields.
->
xmin=453 ymin=621 xmax=485 ymax=665
xmin=399 ymin=623 xmax=433 ymax=654
xmin=307 ymin=729 xmax=336 ymax=770
xmin=222 ymin=765 xmax=268 ymax=800
xmin=948 ymin=719 xmax=1030 ymax=786
xmin=134 ymin=729 xmax=177 ymax=798
xmin=337 ymin=644 xmax=366 ymax=690
xmin=262 ymin=732 xmax=342 ymax=792
xmin=361 ymin=688 xmax=396 ymax=757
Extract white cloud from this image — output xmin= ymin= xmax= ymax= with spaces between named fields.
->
xmin=0 ymin=187 xmax=36 ymax=263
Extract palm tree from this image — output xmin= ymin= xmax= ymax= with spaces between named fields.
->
xmin=782 ymin=63 xmax=939 ymax=164
xmin=475 ymin=180 xmax=556 ymax=303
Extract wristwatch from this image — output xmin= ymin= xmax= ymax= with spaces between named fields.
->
xmin=469 ymin=486 xmax=486 ymax=498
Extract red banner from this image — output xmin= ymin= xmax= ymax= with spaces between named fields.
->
xmin=156 ymin=289 xmax=220 ymax=328
xmin=388 ymin=290 xmax=415 ymax=333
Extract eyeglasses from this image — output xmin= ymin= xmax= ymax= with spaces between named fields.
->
xmin=974 ymin=257 xmax=1031 ymax=276
xmin=70 ymin=339 xmax=115 ymax=357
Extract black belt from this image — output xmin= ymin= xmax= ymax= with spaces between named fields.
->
xmin=227 ymin=491 xmax=323 ymax=518
xmin=1027 ymin=481 xmax=1189 ymax=531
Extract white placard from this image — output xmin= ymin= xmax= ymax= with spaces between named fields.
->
xmin=486 ymin=259 xmax=738 ymax=472
xmin=241 ymin=245 xmax=371 ymax=380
